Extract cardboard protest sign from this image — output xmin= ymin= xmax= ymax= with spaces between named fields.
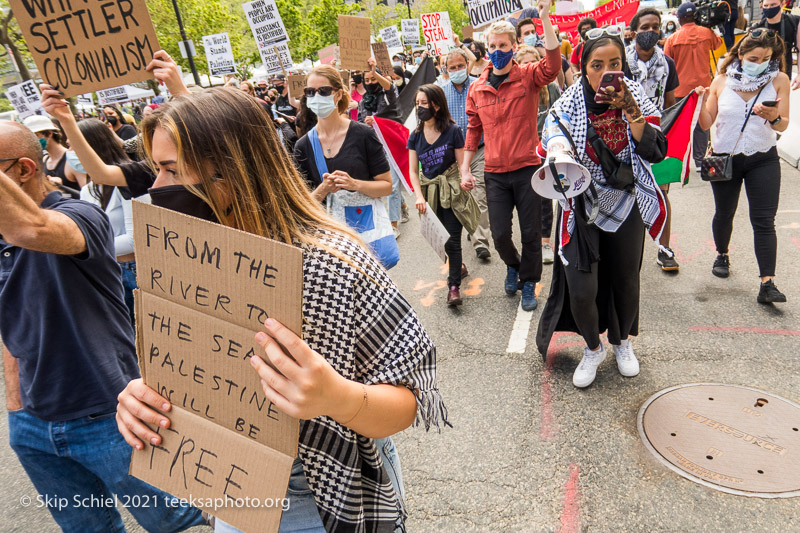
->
xmin=318 ymin=44 xmax=340 ymax=65
xmin=5 ymin=80 xmax=44 ymax=120
xmin=338 ymin=15 xmax=371 ymax=70
xmin=339 ymin=70 xmax=351 ymax=87
xmin=462 ymin=25 xmax=475 ymax=40
xmin=467 ymin=0 xmax=523 ymax=28
xmin=130 ymin=201 xmax=302 ymax=533
xmin=421 ymin=12 xmax=454 ymax=56
xmin=202 ymin=33 xmax=237 ymax=76
xmin=9 ymin=0 xmax=159 ymax=97
xmin=97 ymin=86 xmax=129 ymax=105
xmin=288 ymin=75 xmax=307 ymax=99
xmin=402 ymin=19 xmax=421 ymax=46
xmin=419 ymin=205 xmax=450 ymax=263
xmin=371 ymin=42 xmax=393 ymax=77
xmin=380 ymin=26 xmax=403 ymax=49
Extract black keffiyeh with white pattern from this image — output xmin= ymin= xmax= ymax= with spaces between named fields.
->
xmin=297 ymin=231 xmax=449 ymax=532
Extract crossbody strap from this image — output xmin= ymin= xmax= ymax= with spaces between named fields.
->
xmin=729 ymin=82 xmax=768 ymax=155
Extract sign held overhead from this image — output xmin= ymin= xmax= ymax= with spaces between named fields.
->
xmin=338 ymin=15 xmax=371 ymax=70
xmin=5 ymin=80 xmax=44 ymax=120
xmin=202 ymin=33 xmax=237 ymax=76
xmin=8 ymin=0 xmax=160 ymax=97
xmin=401 ymin=19 xmax=421 ymax=46
xmin=421 ymin=12 xmax=454 ymax=56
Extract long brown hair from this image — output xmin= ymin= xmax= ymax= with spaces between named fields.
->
xmin=415 ymin=84 xmax=454 ymax=133
xmin=140 ymin=87 xmax=360 ymax=250
xmin=719 ymin=30 xmax=785 ymax=74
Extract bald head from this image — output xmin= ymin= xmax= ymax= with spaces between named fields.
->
xmin=0 ymin=120 xmax=44 ymax=171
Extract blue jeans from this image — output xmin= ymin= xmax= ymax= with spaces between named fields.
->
xmin=388 ymin=167 xmax=404 ymax=223
xmin=9 ymin=409 xmax=205 ymax=533
xmin=215 ymin=437 xmax=404 ymax=533
xmin=119 ymin=260 xmax=138 ymax=325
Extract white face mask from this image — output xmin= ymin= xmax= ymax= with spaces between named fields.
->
xmin=393 ymin=78 xmax=404 ymax=87
xmin=307 ymin=94 xmax=337 ymax=118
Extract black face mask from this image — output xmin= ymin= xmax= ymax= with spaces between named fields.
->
xmin=275 ymin=84 xmax=285 ymax=92
xmin=636 ymin=30 xmax=661 ymax=50
xmin=416 ymin=106 xmax=434 ymax=122
xmin=352 ymin=74 xmax=363 ymax=85
xmin=148 ymin=185 xmax=219 ymax=223
xmin=106 ymin=116 xmax=118 ymax=126
xmin=365 ymin=82 xmax=381 ymax=94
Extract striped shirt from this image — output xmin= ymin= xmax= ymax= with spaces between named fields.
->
xmin=442 ymin=75 xmax=479 ymax=146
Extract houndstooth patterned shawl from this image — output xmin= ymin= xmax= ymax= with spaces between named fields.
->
xmin=543 ymin=78 xmax=667 ymax=263
xmin=296 ymin=230 xmax=449 ymax=532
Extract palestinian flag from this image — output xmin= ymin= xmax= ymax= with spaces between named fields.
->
xmin=651 ymin=92 xmax=702 ymax=186
xmin=372 ymin=116 xmax=413 ymax=193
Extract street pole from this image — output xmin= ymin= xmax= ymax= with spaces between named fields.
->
xmin=407 ymin=0 xmax=412 ymax=19
xmin=170 ymin=0 xmax=202 ymax=87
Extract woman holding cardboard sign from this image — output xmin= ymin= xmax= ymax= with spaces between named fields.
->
xmin=43 ymin=71 xmax=447 ymax=533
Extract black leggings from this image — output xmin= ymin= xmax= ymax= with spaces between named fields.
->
xmin=711 ymin=147 xmax=780 ymax=277
xmin=439 ymin=206 xmax=464 ymax=287
xmin=542 ymin=197 xmax=554 ymax=240
xmin=563 ymin=207 xmax=645 ymax=349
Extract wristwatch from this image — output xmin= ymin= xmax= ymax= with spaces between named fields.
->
xmin=769 ymin=115 xmax=782 ymax=125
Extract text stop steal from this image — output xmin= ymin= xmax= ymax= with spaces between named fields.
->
xmin=130 ymin=202 xmax=303 ymax=533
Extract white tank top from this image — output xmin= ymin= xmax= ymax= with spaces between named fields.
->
xmin=713 ymin=81 xmax=777 ymax=156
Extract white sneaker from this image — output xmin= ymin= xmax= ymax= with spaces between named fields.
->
xmin=542 ymin=243 xmax=555 ymax=264
xmin=573 ymin=345 xmax=606 ymax=388
xmin=612 ymin=339 xmax=640 ymax=377
xmin=393 ymin=227 xmax=400 ymax=240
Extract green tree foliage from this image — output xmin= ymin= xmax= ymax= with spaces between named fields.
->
xmin=301 ymin=0 xmax=358 ymax=58
xmin=0 ymin=95 xmax=12 ymax=112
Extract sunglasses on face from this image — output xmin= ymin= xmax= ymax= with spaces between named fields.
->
xmin=585 ymin=27 xmax=623 ymax=40
xmin=1 ymin=157 xmax=20 ymax=173
xmin=303 ymin=86 xmax=335 ymax=97
xmin=749 ymin=28 xmax=777 ymax=39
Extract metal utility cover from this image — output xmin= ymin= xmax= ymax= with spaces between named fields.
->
xmin=638 ymin=383 xmax=800 ymax=498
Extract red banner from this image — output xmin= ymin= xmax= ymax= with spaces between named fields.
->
xmin=535 ymin=0 xmax=640 ymax=44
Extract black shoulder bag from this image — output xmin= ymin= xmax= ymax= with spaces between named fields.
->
xmin=701 ymin=84 xmax=766 ymax=182
xmin=585 ymin=123 xmax=635 ymax=192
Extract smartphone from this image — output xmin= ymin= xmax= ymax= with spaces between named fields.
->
xmin=761 ymin=100 xmax=778 ymax=107
xmin=595 ymin=71 xmax=625 ymax=103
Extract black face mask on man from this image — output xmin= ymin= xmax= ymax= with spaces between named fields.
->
xmin=106 ymin=116 xmax=118 ymax=126
xmin=148 ymin=185 xmax=219 ymax=223
xmin=635 ymin=30 xmax=661 ymax=50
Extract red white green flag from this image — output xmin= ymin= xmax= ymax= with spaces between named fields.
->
xmin=652 ymin=92 xmax=702 ymax=186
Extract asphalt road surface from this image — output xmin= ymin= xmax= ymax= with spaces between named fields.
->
xmin=2 ymin=163 xmax=799 ymax=532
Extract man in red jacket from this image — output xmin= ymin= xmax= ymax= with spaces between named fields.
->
xmin=460 ymin=0 xmax=561 ymax=311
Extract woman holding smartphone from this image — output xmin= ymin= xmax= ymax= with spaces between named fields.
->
xmin=536 ymin=28 xmax=668 ymax=389
xmin=697 ymin=29 xmax=790 ymax=304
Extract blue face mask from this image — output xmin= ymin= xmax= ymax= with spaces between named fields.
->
xmin=65 ymin=151 xmax=86 ymax=174
xmin=489 ymin=48 xmax=515 ymax=69
xmin=449 ymin=68 xmax=468 ymax=85
xmin=524 ymin=34 xmax=539 ymax=47
xmin=741 ymin=59 xmax=770 ymax=77
xmin=38 ymin=137 xmax=48 ymax=150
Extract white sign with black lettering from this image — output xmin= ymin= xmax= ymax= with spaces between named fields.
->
xmin=202 ymin=32 xmax=237 ymax=75
xmin=243 ymin=0 xmax=290 ymax=69
xmin=6 ymin=80 xmax=44 ymax=120
xmin=402 ymin=19 xmax=421 ymax=46
xmin=97 ymin=86 xmax=129 ymax=105
xmin=380 ymin=26 xmax=403 ymax=48
xmin=419 ymin=205 xmax=450 ymax=263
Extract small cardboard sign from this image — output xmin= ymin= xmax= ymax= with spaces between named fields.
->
xmin=421 ymin=12 xmax=455 ymax=56
xmin=380 ymin=25 xmax=403 ymax=48
xmin=8 ymin=0 xmax=159 ymax=97
xmin=339 ymin=70 xmax=351 ymax=87
xmin=288 ymin=75 xmax=307 ymax=99
xmin=402 ymin=19 xmax=421 ymax=46
xmin=202 ymin=33 xmax=237 ymax=76
xmin=371 ymin=42 xmax=393 ymax=77
xmin=419 ymin=205 xmax=450 ymax=263
xmin=97 ymin=86 xmax=130 ymax=106
xmin=338 ymin=15 xmax=371 ymax=70
xmin=130 ymin=202 xmax=303 ymax=533
xmin=462 ymin=25 xmax=475 ymax=40
xmin=318 ymin=44 xmax=340 ymax=65
xmin=5 ymin=80 xmax=44 ymax=120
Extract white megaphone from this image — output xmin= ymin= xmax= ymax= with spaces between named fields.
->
xmin=531 ymin=150 xmax=592 ymax=200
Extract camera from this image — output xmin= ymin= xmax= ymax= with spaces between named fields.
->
xmin=694 ymin=0 xmax=732 ymax=27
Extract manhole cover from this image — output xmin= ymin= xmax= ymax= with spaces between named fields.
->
xmin=637 ymin=383 xmax=800 ymax=498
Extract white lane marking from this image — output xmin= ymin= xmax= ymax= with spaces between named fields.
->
xmin=506 ymin=302 xmax=535 ymax=353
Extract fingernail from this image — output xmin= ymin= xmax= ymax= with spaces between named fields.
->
xmin=265 ymin=318 xmax=276 ymax=327
xmin=255 ymin=332 xmax=267 ymax=343
xmin=135 ymin=443 xmax=142 ymax=450
xmin=160 ymin=419 xmax=168 ymax=427
xmin=250 ymin=356 xmax=259 ymax=367
xmin=58 ymin=91 xmax=64 ymax=95
xmin=151 ymin=437 xmax=159 ymax=445
xmin=162 ymin=403 xmax=170 ymax=410
xmin=261 ymin=379 xmax=268 ymax=389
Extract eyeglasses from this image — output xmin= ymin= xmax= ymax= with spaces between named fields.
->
xmin=584 ymin=27 xmax=623 ymax=40
xmin=0 ymin=157 xmax=20 ymax=173
xmin=303 ymin=86 xmax=336 ymax=97
xmin=749 ymin=28 xmax=777 ymax=39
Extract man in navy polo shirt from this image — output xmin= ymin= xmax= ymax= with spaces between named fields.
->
xmin=0 ymin=121 xmax=203 ymax=532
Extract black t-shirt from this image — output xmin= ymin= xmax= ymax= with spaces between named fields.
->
xmin=120 ymin=160 xmax=156 ymax=198
xmin=664 ymin=56 xmax=680 ymax=94
xmin=764 ymin=15 xmax=798 ymax=76
xmin=116 ymin=123 xmax=137 ymax=141
xmin=407 ymin=123 xmax=464 ymax=178
xmin=294 ymin=121 xmax=390 ymax=189
xmin=487 ymin=71 xmax=509 ymax=90
xmin=275 ymin=93 xmax=297 ymax=118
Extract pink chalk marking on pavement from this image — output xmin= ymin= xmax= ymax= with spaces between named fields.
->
xmin=558 ymin=463 xmax=581 ymax=533
xmin=690 ymin=326 xmax=800 ymax=336
xmin=540 ymin=333 xmax=585 ymax=440
xmin=791 ymin=237 xmax=800 ymax=251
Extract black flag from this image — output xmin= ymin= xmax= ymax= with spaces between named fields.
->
xmin=398 ymin=57 xmax=437 ymax=122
